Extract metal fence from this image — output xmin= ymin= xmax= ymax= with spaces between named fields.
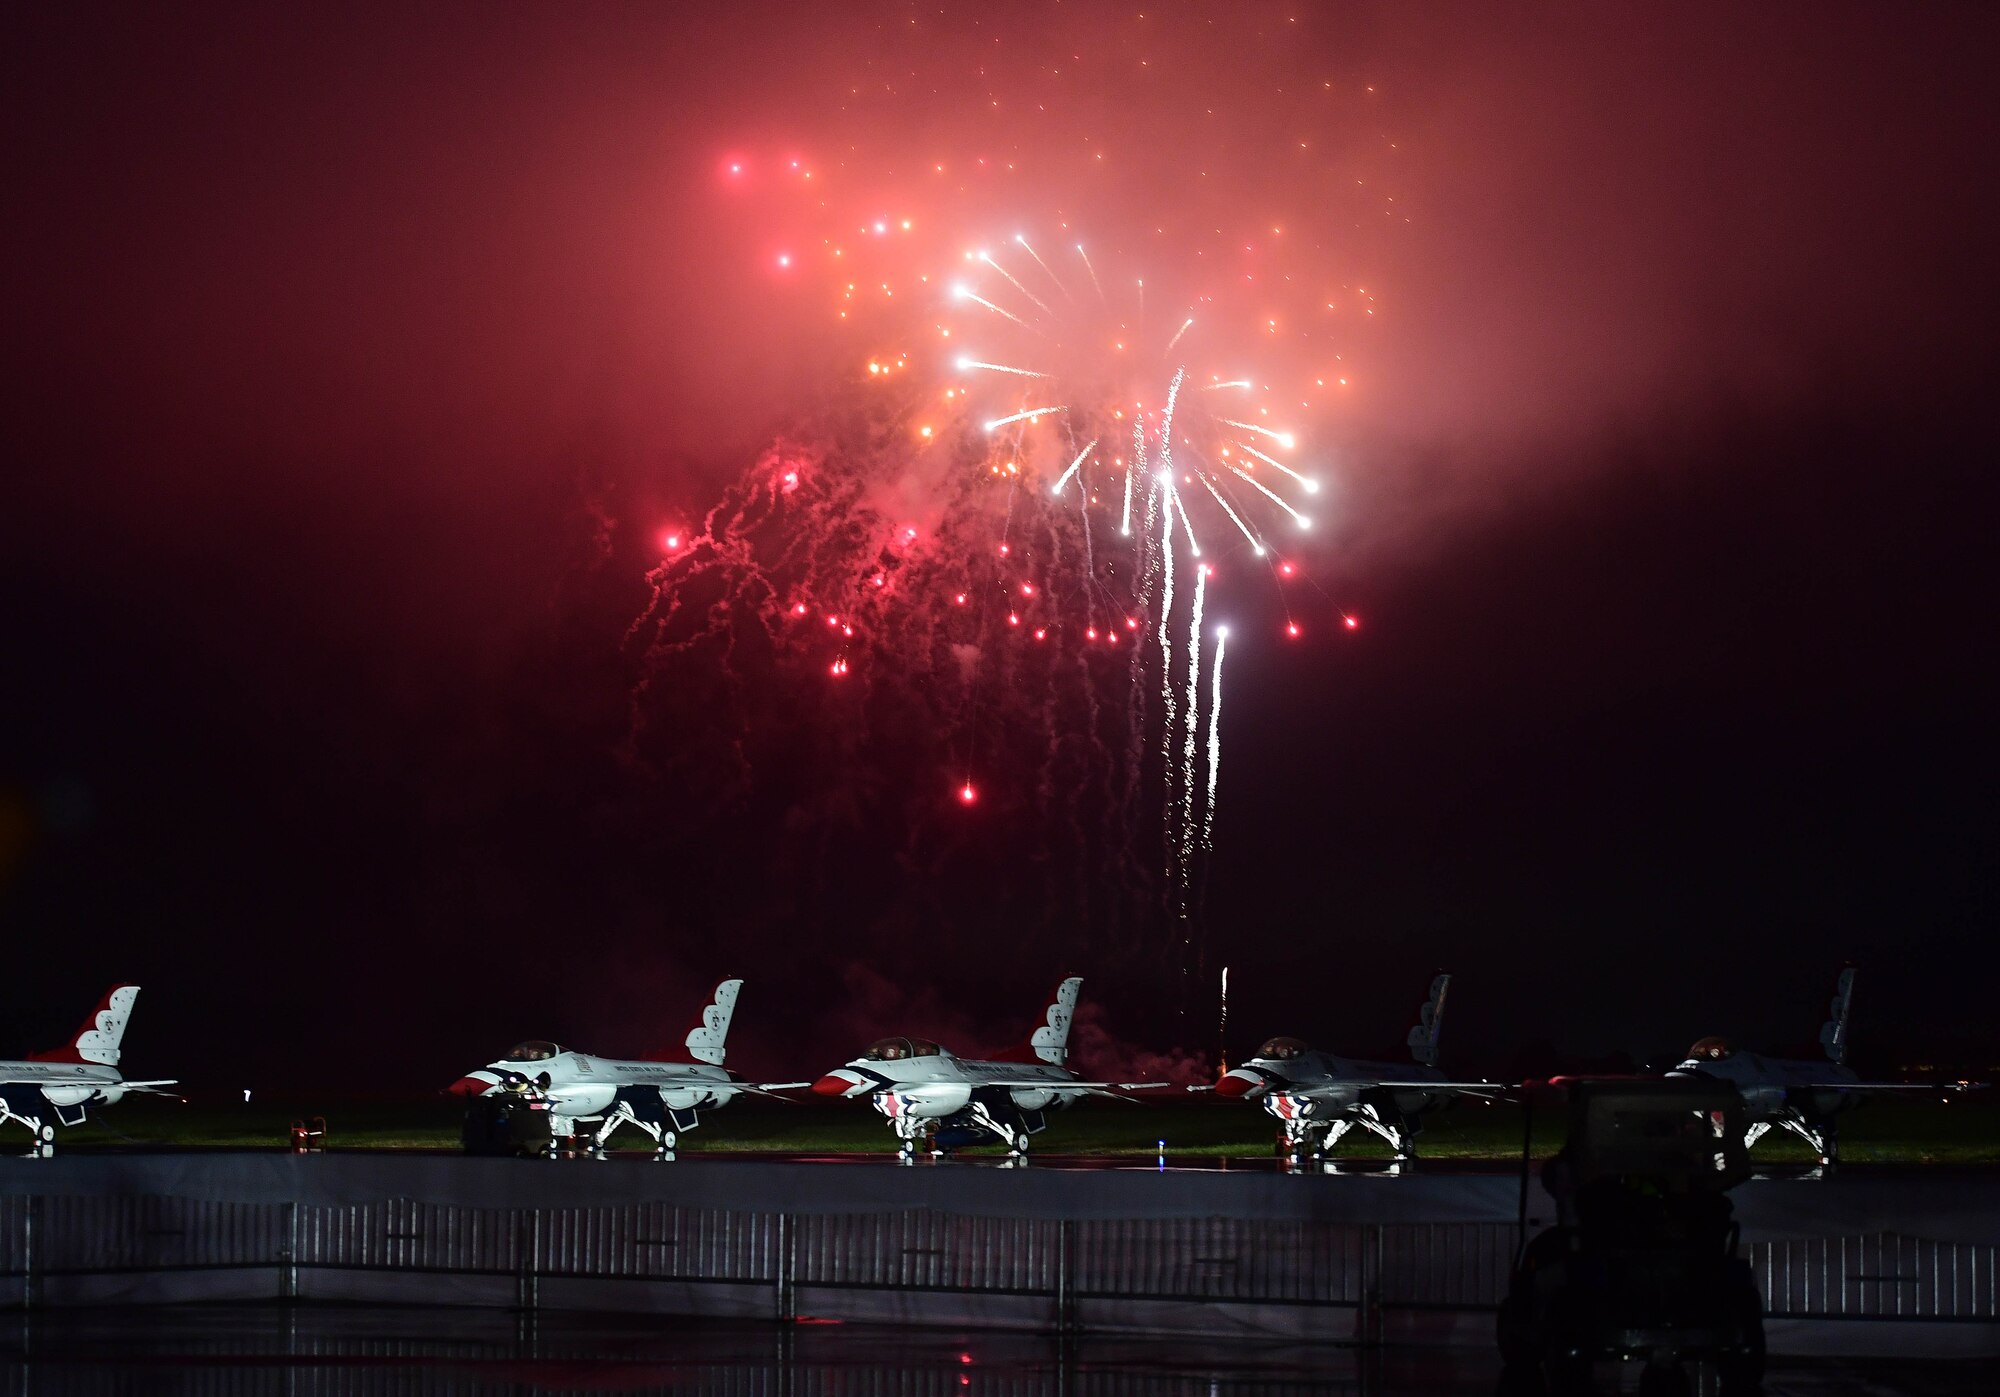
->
xmin=6 ymin=1192 xmax=1996 ymax=1339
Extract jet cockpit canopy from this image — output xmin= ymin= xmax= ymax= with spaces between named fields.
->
xmin=1255 ymin=1036 xmax=1310 ymax=1061
xmin=502 ymin=1040 xmax=561 ymax=1062
xmin=863 ymin=1036 xmax=942 ymax=1062
xmin=1686 ymin=1036 xmax=1734 ymax=1061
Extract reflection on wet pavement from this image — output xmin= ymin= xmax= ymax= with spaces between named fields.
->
xmin=0 ymin=1305 xmax=1988 ymax=1395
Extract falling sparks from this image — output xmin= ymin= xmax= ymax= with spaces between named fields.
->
xmin=1177 ymin=561 xmax=1208 ymax=911
xmin=978 ymin=249 xmax=1055 ymax=318
xmin=984 ymin=405 xmax=1067 ymax=432
xmin=636 ymin=205 xmax=1359 ymax=979
xmin=1217 ymin=418 xmax=1295 ymax=450
xmin=1232 ymin=438 xmax=1320 ymax=494
xmin=1075 ymin=243 xmax=1104 ymax=301
xmin=957 ymin=358 xmax=1051 ymax=379
xmin=954 ymin=285 xmax=1034 ymax=329
xmin=1201 ymin=626 xmax=1228 ymax=854
xmin=1051 ymin=437 xmax=1097 ymax=497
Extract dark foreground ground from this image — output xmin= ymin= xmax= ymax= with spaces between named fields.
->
xmin=0 ymin=1305 xmax=1990 ymax=1397
xmin=51 ymin=1093 xmax=2000 ymax=1164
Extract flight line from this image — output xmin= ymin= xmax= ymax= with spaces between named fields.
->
xmin=3 ymin=971 xmax=1981 ymax=1164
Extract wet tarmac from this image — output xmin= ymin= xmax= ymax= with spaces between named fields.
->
xmin=0 ymin=1305 xmax=1990 ymax=1396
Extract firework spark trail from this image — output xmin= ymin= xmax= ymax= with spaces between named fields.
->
xmin=1075 ymin=244 xmax=1105 ymax=301
xmin=1197 ymin=472 xmax=1265 ymax=555
xmin=1165 ymin=474 xmax=1202 ymax=557
xmin=1232 ymin=439 xmax=1320 ymax=494
xmin=1014 ymin=235 xmax=1070 ymax=300
xmin=979 ymin=252 xmax=1055 ymax=318
xmin=1051 ymin=438 xmax=1097 ymax=497
xmin=1166 ymin=317 xmax=1195 ymax=354
xmin=985 ymin=405 xmax=1066 ymax=431
xmin=1118 ymin=483 xmax=1162 ymax=927
xmin=1158 ymin=367 xmax=1186 ymax=459
xmin=1217 ymin=418 xmax=1295 ymax=450
xmin=956 ymin=287 xmax=1035 ymax=330
xmin=1120 ymin=420 xmax=1143 ymax=536
xmin=1201 ymin=379 xmax=1252 ymax=391
xmin=958 ymin=359 xmax=1050 ymax=379
xmin=1201 ymin=626 xmax=1227 ymax=855
xmin=1177 ymin=561 xmax=1207 ymax=909
xmin=1155 ymin=486 xmax=1178 ymax=904
xmin=1225 ymin=463 xmax=1313 ymax=529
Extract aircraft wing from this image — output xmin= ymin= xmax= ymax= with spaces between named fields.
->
xmin=1187 ymin=1079 xmax=1509 ymax=1097
xmin=117 ymin=1080 xmax=180 ymax=1092
xmin=985 ymin=1080 xmax=1172 ymax=1095
xmin=1371 ymin=1080 xmax=1513 ymax=1097
xmin=1796 ymin=1081 xmax=1986 ymax=1093
xmin=703 ymin=1080 xmax=813 ymax=1100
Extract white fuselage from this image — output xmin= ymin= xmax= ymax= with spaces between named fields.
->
xmin=0 ymin=1060 xmax=129 ymax=1111
xmin=814 ymin=1051 xmax=1082 ymax=1118
xmin=457 ymin=1052 xmax=738 ymax=1122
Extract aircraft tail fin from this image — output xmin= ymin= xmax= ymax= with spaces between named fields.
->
xmin=997 ymin=977 xmax=1083 ymax=1066
xmin=1819 ymin=967 xmax=1855 ymax=1066
xmin=1405 ymin=973 xmax=1451 ymax=1067
xmin=680 ymin=979 xmax=743 ymax=1066
xmin=31 ymin=985 xmax=141 ymax=1067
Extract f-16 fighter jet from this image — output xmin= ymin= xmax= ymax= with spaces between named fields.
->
xmin=449 ymin=979 xmax=806 ymax=1157
xmin=1670 ymin=968 xmax=1982 ymax=1165
xmin=810 ymin=977 xmax=1164 ymax=1158
xmin=1 ymin=984 xmax=175 ymax=1155
xmin=1214 ymin=974 xmax=1505 ymax=1162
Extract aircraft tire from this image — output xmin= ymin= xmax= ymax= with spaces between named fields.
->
xmin=38 ymin=1124 xmax=55 ymax=1143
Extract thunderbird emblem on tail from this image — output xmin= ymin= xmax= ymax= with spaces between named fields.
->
xmin=0 ymin=985 xmax=176 ymax=1155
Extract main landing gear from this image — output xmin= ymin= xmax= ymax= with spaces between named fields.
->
xmin=4 ymin=1115 xmax=59 ymax=1158
xmin=1273 ymin=1102 xmax=1419 ymax=1165
xmin=877 ymin=1099 xmax=1035 ymax=1162
xmin=585 ymin=1102 xmax=678 ymax=1161
xmin=968 ymin=1103 xmax=1032 ymax=1159
xmin=1745 ymin=1113 xmax=1838 ymax=1166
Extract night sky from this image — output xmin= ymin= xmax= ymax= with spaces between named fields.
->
xmin=3 ymin=3 xmax=1995 ymax=1090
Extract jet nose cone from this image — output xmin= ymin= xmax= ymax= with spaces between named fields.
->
xmin=1215 ymin=1069 xmax=1263 ymax=1099
xmin=447 ymin=1074 xmax=495 ymax=1097
xmin=812 ymin=1071 xmax=864 ymax=1097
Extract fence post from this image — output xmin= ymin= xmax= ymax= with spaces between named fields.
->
xmin=1357 ymin=1223 xmax=1383 ymax=1346
xmin=775 ymin=1212 xmax=795 ymax=1323
xmin=517 ymin=1209 xmax=541 ymax=1313
xmin=1056 ymin=1218 xmax=1075 ymax=1334
xmin=278 ymin=1201 xmax=297 ymax=1301
xmin=22 ymin=1197 xmax=38 ymax=1310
